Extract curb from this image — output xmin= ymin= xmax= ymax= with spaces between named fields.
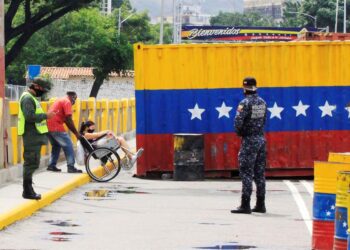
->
xmin=0 ymin=173 xmax=90 ymax=230
xmin=0 ymin=136 xmax=136 ymax=230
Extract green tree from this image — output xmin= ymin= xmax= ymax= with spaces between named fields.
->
xmin=281 ymin=0 xmax=349 ymax=31
xmin=210 ymin=11 xmax=276 ymax=26
xmin=148 ymin=23 xmax=173 ymax=44
xmin=4 ymin=0 xmax=97 ymax=67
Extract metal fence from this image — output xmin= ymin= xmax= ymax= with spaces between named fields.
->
xmin=5 ymin=84 xmax=26 ymax=100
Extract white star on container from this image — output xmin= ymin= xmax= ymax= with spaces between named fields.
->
xmin=268 ymin=102 xmax=284 ymax=120
xmin=345 ymin=107 xmax=350 ymax=118
xmin=331 ymin=205 xmax=335 ymax=210
xmin=319 ymin=101 xmax=336 ymax=117
xmin=216 ymin=102 xmax=233 ymax=119
xmin=343 ymin=221 xmax=347 ymax=228
xmin=188 ymin=103 xmax=205 ymax=120
xmin=326 ymin=211 xmax=331 ymax=216
xmin=292 ymin=100 xmax=310 ymax=117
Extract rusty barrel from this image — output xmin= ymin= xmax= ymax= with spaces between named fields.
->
xmin=313 ymin=162 xmax=350 ymax=250
xmin=173 ymin=134 xmax=204 ymax=181
xmin=334 ymin=171 xmax=350 ymax=249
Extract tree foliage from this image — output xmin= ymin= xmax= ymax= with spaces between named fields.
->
xmin=5 ymin=1 xmax=155 ymax=97
xmin=281 ymin=0 xmax=349 ymax=31
xmin=4 ymin=0 xmax=97 ymax=67
xmin=210 ymin=11 xmax=276 ymax=26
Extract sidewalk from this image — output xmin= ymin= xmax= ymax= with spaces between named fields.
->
xmin=0 ymin=137 xmax=136 ymax=230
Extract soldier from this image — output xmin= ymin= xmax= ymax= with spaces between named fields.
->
xmin=18 ymin=77 xmax=56 ymax=200
xmin=231 ymin=77 xmax=267 ymax=214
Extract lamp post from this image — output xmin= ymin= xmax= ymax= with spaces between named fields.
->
xmin=286 ymin=11 xmax=317 ymax=29
xmin=160 ymin=0 xmax=164 ymax=44
xmin=117 ymin=8 xmax=134 ymax=38
xmin=344 ymin=0 xmax=347 ymax=33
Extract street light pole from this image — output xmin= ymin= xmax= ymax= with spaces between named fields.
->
xmin=160 ymin=0 xmax=164 ymax=44
xmin=336 ymin=0 xmax=339 ymax=32
xmin=117 ymin=8 xmax=134 ymax=39
xmin=286 ymin=11 xmax=317 ymax=28
xmin=344 ymin=0 xmax=347 ymax=33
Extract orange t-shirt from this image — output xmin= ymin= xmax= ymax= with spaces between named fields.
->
xmin=47 ymin=96 xmax=72 ymax=132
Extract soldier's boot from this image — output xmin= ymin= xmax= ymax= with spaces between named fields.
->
xmin=231 ymin=196 xmax=251 ymax=214
xmin=22 ymin=179 xmax=41 ymax=200
xmin=252 ymin=196 xmax=266 ymax=213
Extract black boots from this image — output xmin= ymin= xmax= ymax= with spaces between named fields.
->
xmin=252 ymin=196 xmax=266 ymax=213
xmin=22 ymin=179 xmax=41 ymax=200
xmin=68 ymin=167 xmax=83 ymax=173
xmin=231 ymin=196 xmax=252 ymax=214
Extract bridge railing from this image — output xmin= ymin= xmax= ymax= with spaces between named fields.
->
xmin=5 ymin=97 xmax=136 ymax=167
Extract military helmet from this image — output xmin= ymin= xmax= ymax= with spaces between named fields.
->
xmin=243 ymin=77 xmax=257 ymax=91
xmin=32 ymin=77 xmax=52 ymax=92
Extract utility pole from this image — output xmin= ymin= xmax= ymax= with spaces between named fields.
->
xmin=0 ymin=0 xmax=5 ymax=168
xmin=336 ymin=0 xmax=339 ymax=32
xmin=173 ymin=0 xmax=182 ymax=44
xmin=0 ymin=0 xmax=4 ymax=98
xmin=344 ymin=0 xmax=347 ymax=33
xmin=160 ymin=0 xmax=164 ymax=44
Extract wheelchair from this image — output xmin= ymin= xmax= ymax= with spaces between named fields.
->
xmin=79 ymin=135 xmax=133 ymax=182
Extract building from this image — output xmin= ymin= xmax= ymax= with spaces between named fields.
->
xmin=244 ymin=0 xmax=284 ymax=22
xmin=36 ymin=67 xmax=134 ymax=100
xmin=181 ymin=2 xmax=211 ymax=25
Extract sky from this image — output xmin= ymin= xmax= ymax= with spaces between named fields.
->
xmin=129 ymin=0 xmax=243 ymax=21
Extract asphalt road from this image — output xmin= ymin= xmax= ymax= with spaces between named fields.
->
xmin=0 ymin=169 xmax=313 ymax=250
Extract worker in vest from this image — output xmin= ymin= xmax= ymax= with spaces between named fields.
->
xmin=18 ymin=77 xmax=56 ymax=200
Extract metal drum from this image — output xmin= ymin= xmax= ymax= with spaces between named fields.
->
xmin=334 ymin=171 xmax=350 ymax=250
xmin=173 ymin=134 xmax=204 ymax=181
xmin=313 ymin=162 xmax=350 ymax=250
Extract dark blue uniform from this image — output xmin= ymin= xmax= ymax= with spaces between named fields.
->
xmin=234 ymin=93 xmax=267 ymax=198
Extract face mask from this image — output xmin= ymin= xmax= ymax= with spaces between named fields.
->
xmin=35 ymin=89 xmax=46 ymax=97
xmin=87 ymin=129 xmax=95 ymax=133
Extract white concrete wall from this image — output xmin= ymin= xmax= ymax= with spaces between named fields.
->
xmin=48 ymin=77 xmax=135 ymax=100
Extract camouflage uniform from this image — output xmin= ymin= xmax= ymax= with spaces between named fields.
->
xmin=235 ymin=93 xmax=267 ymax=202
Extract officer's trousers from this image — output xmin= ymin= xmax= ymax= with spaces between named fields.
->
xmin=23 ymin=146 xmax=42 ymax=180
xmin=238 ymin=136 xmax=266 ymax=198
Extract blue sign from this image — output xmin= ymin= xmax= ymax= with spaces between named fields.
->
xmin=28 ymin=65 xmax=41 ymax=80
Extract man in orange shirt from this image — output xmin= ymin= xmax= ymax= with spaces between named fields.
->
xmin=47 ymin=91 xmax=82 ymax=173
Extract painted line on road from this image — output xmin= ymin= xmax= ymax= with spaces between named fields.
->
xmin=300 ymin=181 xmax=314 ymax=197
xmin=284 ymin=180 xmax=312 ymax=235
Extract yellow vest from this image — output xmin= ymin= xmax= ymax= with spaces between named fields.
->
xmin=18 ymin=92 xmax=48 ymax=136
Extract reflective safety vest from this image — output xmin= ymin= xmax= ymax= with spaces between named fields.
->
xmin=18 ymin=92 xmax=48 ymax=135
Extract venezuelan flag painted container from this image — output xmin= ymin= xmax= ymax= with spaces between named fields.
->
xmin=313 ymin=162 xmax=350 ymax=250
xmin=134 ymin=42 xmax=350 ymax=178
xmin=334 ymin=171 xmax=350 ymax=249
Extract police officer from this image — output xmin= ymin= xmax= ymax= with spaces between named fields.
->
xmin=231 ymin=77 xmax=267 ymax=214
xmin=18 ymin=77 xmax=56 ymax=200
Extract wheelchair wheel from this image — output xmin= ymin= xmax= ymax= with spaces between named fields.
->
xmin=85 ymin=147 xmax=121 ymax=182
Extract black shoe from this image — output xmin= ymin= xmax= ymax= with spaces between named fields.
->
xmin=22 ymin=179 xmax=41 ymax=200
xmin=68 ymin=167 xmax=83 ymax=173
xmin=47 ymin=166 xmax=62 ymax=172
xmin=231 ymin=196 xmax=251 ymax=214
xmin=252 ymin=196 xmax=266 ymax=213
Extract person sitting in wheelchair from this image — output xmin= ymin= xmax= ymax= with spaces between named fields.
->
xmin=80 ymin=120 xmax=143 ymax=168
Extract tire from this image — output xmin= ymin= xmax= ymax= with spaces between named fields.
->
xmin=85 ymin=147 xmax=121 ymax=182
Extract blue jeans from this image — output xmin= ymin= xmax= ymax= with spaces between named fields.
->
xmin=47 ymin=132 xmax=75 ymax=169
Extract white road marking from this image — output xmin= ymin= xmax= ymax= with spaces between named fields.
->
xmin=301 ymin=181 xmax=314 ymax=197
xmin=284 ymin=180 xmax=312 ymax=235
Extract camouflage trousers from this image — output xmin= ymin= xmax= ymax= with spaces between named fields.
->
xmin=23 ymin=146 xmax=42 ymax=180
xmin=238 ymin=136 xmax=266 ymax=198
